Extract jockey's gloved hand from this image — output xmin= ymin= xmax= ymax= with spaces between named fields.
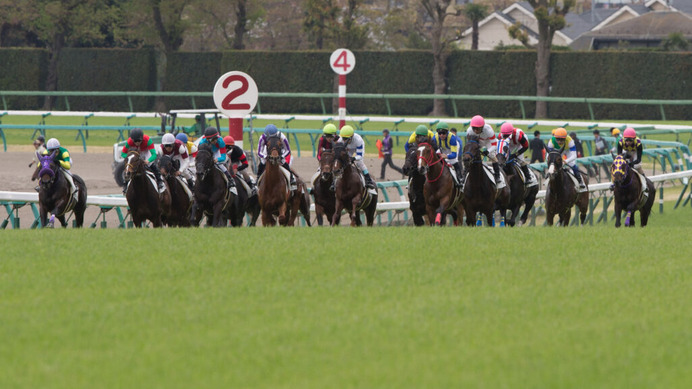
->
xmin=351 ymin=157 xmax=356 ymax=163
xmin=628 ymin=161 xmax=635 ymax=168
xmin=509 ymin=153 xmax=517 ymax=160
xmin=481 ymin=147 xmax=489 ymax=157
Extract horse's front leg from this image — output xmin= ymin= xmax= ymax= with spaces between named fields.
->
xmin=464 ymin=208 xmax=476 ymax=227
xmin=212 ymin=202 xmax=226 ymax=227
xmin=278 ymin=201 xmax=289 ymax=226
xmin=331 ymin=200 xmax=344 ymax=226
xmin=350 ymin=195 xmax=362 ymax=226
xmin=614 ymin=198 xmax=622 ymax=228
xmin=57 ymin=215 xmax=67 ymax=228
xmin=560 ymin=210 xmax=572 ymax=227
xmin=624 ymin=199 xmax=640 ymax=227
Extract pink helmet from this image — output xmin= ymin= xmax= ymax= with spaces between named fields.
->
xmin=623 ymin=128 xmax=636 ymax=138
xmin=470 ymin=115 xmax=485 ymax=127
xmin=500 ymin=122 xmax=514 ymax=135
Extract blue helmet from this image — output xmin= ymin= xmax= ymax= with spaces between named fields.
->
xmin=175 ymin=133 xmax=188 ymax=143
xmin=264 ymin=124 xmax=279 ymax=137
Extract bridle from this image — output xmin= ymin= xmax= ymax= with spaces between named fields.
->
xmin=611 ymin=156 xmax=632 ymax=187
xmin=462 ymin=139 xmax=483 ymax=168
xmin=266 ymin=136 xmax=283 ymax=165
xmin=417 ymin=142 xmax=444 ymax=182
xmin=125 ymin=151 xmax=146 ymax=181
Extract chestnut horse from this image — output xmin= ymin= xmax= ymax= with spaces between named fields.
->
xmin=415 ymin=142 xmax=464 ymax=226
xmin=36 ymin=152 xmax=87 ymax=228
xmin=331 ymin=143 xmax=378 ymax=226
xmin=124 ymin=150 xmax=171 ymax=228
xmin=545 ymin=150 xmax=589 ymax=226
xmin=611 ymin=155 xmax=654 ymax=227
xmin=313 ymin=150 xmax=336 ymax=226
xmin=258 ymin=136 xmax=311 ymax=226
xmin=402 ymin=147 xmax=427 ymax=226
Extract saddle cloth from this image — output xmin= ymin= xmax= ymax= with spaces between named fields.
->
xmin=175 ymin=176 xmax=193 ymax=199
xmin=545 ymin=166 xmax=587 ymax=193
xmin=511 ymin=163 xmax=538 ymax=187
xmin=633 ymin=170 xmax=650 ymax=208
xmin=481 ymin=164 xmax=506 ymax=189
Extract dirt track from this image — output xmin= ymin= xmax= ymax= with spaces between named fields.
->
xmin=0 ymin=146 xmax=407 ymax=228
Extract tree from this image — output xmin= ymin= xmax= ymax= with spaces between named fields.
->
xmin=511 ymin=0 xmax=574 ymax=118
xmin=463 ymin=2 xmax=488 ymax=51
xmin=184 ymin=0 xmax=264 ymax=51
xmin=303 ymin=0 xmax=338 ymax=49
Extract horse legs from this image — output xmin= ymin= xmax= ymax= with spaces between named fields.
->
xmin=315 ymin=204 xmax=325 ymax=226
xmin=350 ymin=196 xmax=362 ymax=227
xmin=331 ymin=200 xmax=343 ymax=226
xmin=614 ymin=199 xmax=622 ymax=228
xmin=546 ymin=211 xmax=555 ymax=226
xmin=278 ymin=202 xmax=289 ymax=226
xmin=464 ymin=208 xmax=476 ymax=227
xmin=261 ymin=209 xmax=276 ymax=226
xmin=559 ymin=210 xmax=572 ymax=227
xmin=519 ymin=189 xmax=538 ymax=225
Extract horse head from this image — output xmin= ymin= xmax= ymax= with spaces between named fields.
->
xmin=38 ymin=152 xmax=58 ymax=189
xmin=611 ymin=155 xmax=630 ymax=186
xmin=124 ymin=150 xmax=147 ymax=182
xmin=415 ymin=142 xmax=437 ymax=176
xmin=332 ymin=143 xmax=350 ymax=179
xmin=195 ymin=143 xmax=214 ymax=181
xmin=159 ymin=155 xmax=176 ymax=179
xmin=402 ymin=147 xmax=418 ymax=176
xmin=319 ymin=150 xmax=335 ymax=182
xmin=462 ymin=134 xmax=482 ymax=170
xmin=546 ymin=150 xmax=563 ymax=180
xmin=266 ymin=136 xmax=284 ymax=165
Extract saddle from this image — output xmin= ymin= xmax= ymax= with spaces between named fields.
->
xmin=447 ymin=165 xmax=462 ymax=187
xmin=214 ymin=164 xmax=237 ymax=195
xmin=546 ymin=166 xmax=587 ymax=193
xmin=55 ymin=169 xmax=78 ymax=217
xmin=481 ymin=164 xmax=506 ymax=190
xmin=510 ymin=162 xmax=538 ymax=187
xmin=632 ymin=170 xmax=650 ymax=208
xmin=356 ymin=185 xmax=377 ymax=211
xmin=357 ymin=172 xmax=378 ymax=196
xmin=175 ymin=176 xmax=193 ymax=199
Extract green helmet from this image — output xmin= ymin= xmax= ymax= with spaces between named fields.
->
xmin=323 ymin=123 xmax=337 ymax=135
xmin=340 ymin=125 xmax=355 ymax=138
xmin=436 ymin=122 xmax=449 ymax=132
xmin=415 ymin=125 xmax=428 ymax=136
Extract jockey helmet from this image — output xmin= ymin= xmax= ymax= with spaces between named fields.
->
xmin=415 ymin=125 xmax=428 ymax=136
xmin=162 ymin=133 xmax=175 ymax=145
xmin=340 ymin=125 xmax=355 ymax=139
xmin=264 ymin=124 xmax=279 ymax=137
xmin=35 ymin=135 xmax=45 ymax=145
xmin=623 ymin=128 xmax=636 ymax=139
xmin=204 ymin=126 xmax=219 ymax=138
xmin=611 ymin=128 xmax=620 ymax=136
xmin=554 ymin=128 xmax=568 ymax=139
xmin=46 ymin=138 xmax=60 ymax=150
xmin=130 ymin=128 xmax=144 ymax=142
xmin=176 ymin=133 xmax=188 ymax=143
xmin=500 ymin=122 xmax=515 ymax=136
xmin=436 ymin=122 xmax=449 ymax=133
xmin=223 ymin=135 xmax=235 ymax=146
xmin=470 ymin=115 xmax=485 ymax=128
xmin=323 ymin=123 xmax=337 ymax=135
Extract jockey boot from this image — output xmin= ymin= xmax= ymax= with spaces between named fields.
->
xmin=492 ymin=162 xmax=501 ymax=183
xmin=364 ymin=173 xmax=376 ymax=189
xmin=521 ymin=164 xmax=532 ymax=184
xmin=256 ymin=163 xmax=265 ymax=178
xmin=187 ymin=178 xmax=195 ymax=191
xmin=575 ymin=170 xmax=586 ymax=190
xmin=454 ymin=163 xmax=463 ymax=187
xmin=225 ymin=170 xmax=236 ymax=189
xmin=150 ymin=164 xmax=165 ymax=191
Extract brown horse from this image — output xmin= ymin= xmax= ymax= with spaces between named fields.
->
xmin=191 ymin=144 xmax=235 ymax=227
xmin=158 ymin=155 xmax=192 ymax=227
xmin=331 ymin=143 xmax=378 ymax=226
xmin=415 ymin=142 xmax=463 ymax=226
xmin=36 ymin=152 xmax=87 ymax=228
xmin=461 ymin=135 xmax=508 ymax=226
xmin=611 ymin=155 xmax=655 ymax=227
xmin=258 ymin=136 xmax=311 ymax=226
xmin=545 ymin=150 xmax=589 ymax=226
xmin=497 ymin=153 xmax=539 ymax=227
xmin=402 ymin=147 xmax=427 ymax=226
xmin=124 ymin=150 xmax=171 ymax=228
xmin=313 ymin=150 xmax=336 ymax=226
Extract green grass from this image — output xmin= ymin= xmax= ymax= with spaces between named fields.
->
xmin=2 ymin=219 xmax=692 ymax=388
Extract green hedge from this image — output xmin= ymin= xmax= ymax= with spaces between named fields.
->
xmin=0 ymin=48 xmax=47 ymax=109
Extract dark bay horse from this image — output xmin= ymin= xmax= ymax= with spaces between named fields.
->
xmin=331 ymin=143 xmax=378 ymax=226
xmin=461 ymin=135 xmax=509 ymax=226
xmin=228 ymin=171 xmax=261 ymax=227
xmin=258 ymin=136 xmax=311 ymax=226
xmin=191 ymin=144 xmax=235 ymax=227
xmin=611 ymin=155 xmax=655 ymax=227
xmin=36 ymin=153 xmax=87 ymax=228
xmin=415 ymin=142 xmax=463 ymax=226
xmin=402 ymin=147 xmax=427 ymax=226
xmin=159 ymin=155 xmax=192 ymax=227
xmin=124 ymin=150 xmax=170 ymax=228
xmin=497 ymin=153 xmax=539 ymax=227
xmin=313 ymin=150 xmax=336 ymax=226
xmin=545 ymin=150 xmax=589 ymax=226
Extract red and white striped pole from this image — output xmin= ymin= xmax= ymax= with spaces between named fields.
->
xmin=339 ymin=74 xmax=347 ymax=129
xmin=228 ymin=117 xmax=243 ymax=149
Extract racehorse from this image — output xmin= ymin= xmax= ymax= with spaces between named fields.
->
xmin=191 ymin=144 xmax=235 ymax=227
xmin=415 ymin=142 xmax=464 ymax=226
xmin=497 ymin=153 xmax=539 ymax=226
xmin=331 ymin=143 xmax=378 ymax=226
xmin=257 ymin=136 xmax=311 ymax=226
xmin=611 ymin=155 xmax=655 ymax=227
xmin=312 ymin=150 xmax=337 ymax=226
xmin=461 ymin=134 xmax=508 ymax=226
xmin=158 ymin=155 xmax=192 ymax=227
xmin=402 ymin=147 xmax=427 ymax=226
xmin=124 ymin=150 xmax=171 ymax=228
xmin=545 ymin=150 xmax=589 ymax=226
xmin=36 ymin=152 xmax=87 ymax=228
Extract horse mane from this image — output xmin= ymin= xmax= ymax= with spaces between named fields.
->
xmin=333 ymin=143 xmax=348 ymax=161
xmin=198 ymin=142 xmax=213 ymax=153
xmin=466 ymin=133 xmax=480 ymax=143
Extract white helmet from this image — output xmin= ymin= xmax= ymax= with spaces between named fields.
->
xmin=47 ymin=138 xmax=60 ymax=150
xmin=162 ymin=133 xmax=176 ymax=145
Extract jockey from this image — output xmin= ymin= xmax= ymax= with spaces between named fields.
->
xmin=256 ymin=124 xmax=297 ymax=190
xmin=42 ymin=138 xmax=77 ymax=194
xmin=224 ymin=135 xmax=257 ymax=194
xmin=317 ymin=123 xmax=340 ymax=161
xmin=432 ymin=122 xmax=463 ymax=185
xmin=405 ymin=125 xmax=436 ymax=152
xmin=610 ymin=127 xmax=621 ymax=155
xmin=29 ymin=135 xmax=46 ymax=168
xmin=499 ymin=122 xmax=536 ymax=186
xmin=465 ymin=115 xmax=501 ymax=183
xmin=337 ymin=125 xmax=376 ymax=189
xmin=617 ymin=128 xmax=644 ymax=175
xmin=546 ymin=127 xmax=586 ymax=190
xmin=198 ymin=126 xmax=236 ymax=189
xmin=176 ymin=133 xmax=198 ymax=158
xmin=121 ymin=128 xmax=164 ymax=191
xmin=160 ymin=133 xmax=194 ymax=188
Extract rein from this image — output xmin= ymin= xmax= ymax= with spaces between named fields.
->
xmin=417 ymin=143 xmax=445 ymax=183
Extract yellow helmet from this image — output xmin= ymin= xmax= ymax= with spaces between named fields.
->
xmin=554 ymin=128 xmax=567 ymax=138
xmin=611 ymin=128 xmax=621 ymax=136
xmin=323 ymin=123 xmax=337 ymax=135
xmin=340 ymin=125 xmax=355 ymax=138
